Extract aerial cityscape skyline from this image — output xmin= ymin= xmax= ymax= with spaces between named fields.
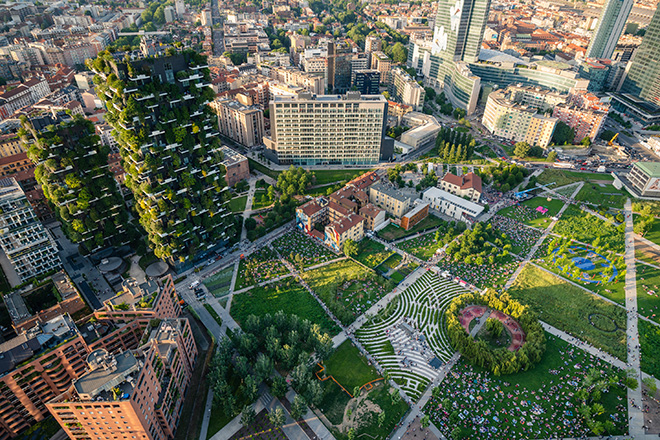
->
xmin=0 ymin=0 xmax=658 ymax=439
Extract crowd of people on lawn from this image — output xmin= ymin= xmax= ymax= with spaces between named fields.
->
xmin=490 ymin=215 xmax=543 ymax=257
xmin=425 ymin=341 xmax=627 ymax=440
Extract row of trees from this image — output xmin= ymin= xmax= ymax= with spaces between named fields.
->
xmin=432 ymin=127 xmax=477 ymax=163
xmin=445 ymin=290 xmax=546 ymax=375
xmin=575 ymin=368 xmax=624 ymax=435
xmin=209 ymin=311 xmax=334 ymax=423
xmin=444 ymin=222 xmax=511 ymax=265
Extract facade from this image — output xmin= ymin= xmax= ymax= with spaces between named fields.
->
xmin=400 ymin=201 xmax=429 ymax=230
xmin=325 ymin=213 xmax=365 ymax=251
xmin=90 ymin=50 xmax=234 ymax=266
xmin=626 ymin=162 xmax=660 ymax=198
xmin=390 ymin=68 xmax=425 ymax=111
xmin=620 ymin=7 xmax=660 ymax=106
xmin=269 ymin=66 xmax=325 ymax=95
xmin=352 ymin=70 xmax=380 ymax=95
xmin=212 ymin=98 xmax=265 ymax=148
xmin=552 ymin=104 xmax=607 ymax=143
xmin=400 ymin=117 xmax=442 ymax=149
xmin=0 ymin=135 xmax=24 ymax=158
xmin=371 ymin=52 xmax=392 ymax=84
xmin=327 ymin=41 xmax=353 ymax=93
xmin=422 ymin=186 xmax=484 ymax=221
xmin=22 ymin=115 xmax=128 ymax=252
xmin=364 ymin=36 xmax=382 ymax=68
xmin=482 ymin=89 xmax=557 ymax=147
xmin=0 ymin=152 xmax=32 ymax=179
xmin=47 ymin=318 xmax=197 ymax=440
xmin=440 ymin=172 xmax=482 ymax=202
xmin=0 ymin=177 xmax=60 ymax=282
xmin=220 ymin=146 xmax=250 ymax=187
xmin=369 ymin=182 xmax=411 ymax=218
xmin=264 ymin=92 xmax=389 ymax=166
xmin=585 ymin=0 xmax=634 ymax=59
xmin=296 ymin=197 xmax=329 ymax=235
xmin=358 ymin=203 xmax=386 ymax=231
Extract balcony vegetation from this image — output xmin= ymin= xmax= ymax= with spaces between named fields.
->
xmin=21 ymin=115 xmax=130 ymax=252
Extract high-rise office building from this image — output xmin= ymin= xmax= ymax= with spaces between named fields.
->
xmin=22 ymin=115 xmax=128 ymax=253
xmin=364 ymin=36 xmax=381 ymax=68
xmin=264 ymin=92 xmax=391 ymax=165
xmin=621 ymin=7 xmax=660 ymax=106
xmin=585 ymin=0 xmax=634 ymax=59
xmin=0 ymin=177 xmax=60 ymax=282
xmin=89 ymin=50 xmax=234 ymax=266
xmin=426 ymin=0 xmax=491 ymax=114
xmin=353 ymin=70 xmax=381 ymax=95
xmin=371 ymin=51 xmax=392 ymax=83
xmin=390 ymin=67 xmax=426 ymax=111
xmin=327 ymin=41 xmax=353 ymax=93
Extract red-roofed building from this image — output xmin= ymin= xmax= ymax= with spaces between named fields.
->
xmin=440 ymin=172 xmax=482 ymax=202
xmin=325 ymin=213 xmax=365 ymax=251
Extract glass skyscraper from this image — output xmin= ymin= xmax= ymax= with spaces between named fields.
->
xmin=585 ymin=0 xmax=634 ymax=59
xmin=621 ymin=7 xmax=660 ymax=106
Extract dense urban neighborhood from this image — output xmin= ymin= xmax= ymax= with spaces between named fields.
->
xmin=0 ymin=0 xmax=659 ymax=439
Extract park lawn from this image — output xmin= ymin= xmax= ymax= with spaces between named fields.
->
xmin=376 ymin=253 xmax=403 ymax=274
xmin=248 ymin=158 xmax=280 ymax=179
xmin=273 ymin=231 xmax=337 ymax=268
xmin=574 ymin=183 xmax=627 ymax=210
xmin=640 ymin=219 xmax=660 ymax=248
xmin=307 ymin=183 xmax=342 ymax=197
xmin=497 ymin=196 xmax=564 ymax=229
xmin=354 ymin=239 xmax=394 ymax=269
xmin=303 ymin=260 xmax=393 ymax=325
xmin=323 ymin=341 xmax=381 ymax=391
xmin=636 ymin=264 xmax=660 ymax=325
xmin=425 ymin=334 xmax=628 ymax=440
xmin=436 ymin=257 xmax=518 ymax=290
xmin=563 ymin=170 xmax=614 ymax=182
xmin=554 ymin=205 xmax=625 ymax=252
xmin=234 ymin=247 xmax=289 ymax=291
xmin=251 ymin=189 xmax=272 ymax=210
xmin=311 ymin=169 xmax=372 ymax=185
xmin=508 ymin=264 xmax=627 ymax=360
xmin=203 ymin=266 xmax=234 ymax=297
xmin=228 ymin=196 xmax=248 ymax=213
xmin=230 ymin=282 xmax=341 ymax=336
xmin=377 ymin=214 xmax=447 ymax=241
xmin=639 ymin=319 xmax=660 ymax=379
xmin=398 ymin=233 xmax=444 ymax=260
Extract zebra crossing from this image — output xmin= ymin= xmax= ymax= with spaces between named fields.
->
xmin=355 ymin=271 xmax=468 ymax=400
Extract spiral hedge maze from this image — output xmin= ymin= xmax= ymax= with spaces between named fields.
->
xmin=445 ymin=290 xmax=546 ymax=375
xmin=355 ymin=271 xmax=468 ymax=400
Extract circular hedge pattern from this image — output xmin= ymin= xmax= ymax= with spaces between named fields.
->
xmin=588 ymin=313 xmax=619 ymax=333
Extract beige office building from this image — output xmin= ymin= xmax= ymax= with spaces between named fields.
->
xmin=212 ymin=98 xmax=265 ymax=148
xmin=368 ymin=182 xmax=411 ymax=218
xmin=390 ymin=67 xmax=425 ymax=111
xmin=482 ymin=89 xmax=557 ymax=147
xmin=371 ymin=51 xmax=392 ymax=83
xmin=264 ymin=92 xmax=389 ymax=165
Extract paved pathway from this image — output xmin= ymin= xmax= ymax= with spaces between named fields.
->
xmin=240 ymin=178 xmax=257 ymax=243
xmin=624 ymin=199 xmax=645 ymax=438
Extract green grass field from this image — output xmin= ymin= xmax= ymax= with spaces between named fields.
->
xmin=273 ymin=231 xmax=337 ymax=268
xmin=640 ymin=219 xmax=660 ymax=248
xmin=251 ymin=189 xmax=272 ymax=210
xmin=574 ymin=183 xmax=627 ymax=210
xmin=425 ymin=334 xmax=627 ymax=439
xmin=316 ymin=341 xmax=407 ymax=440
xmin=636 ymin=264 xmax=660 ymax=324
xmin=537 ymin=169 xmax=614 ymax=188
xmin=639 ymin=319 xmax=660 ymax=379
xmin=376 ymin=253 xmax=403 ymax=273
xmin=497 ymin=197 xmax=564 ymax=229
xmin=354 ymin=239 xmax=394 ymax=269
xmin=234 ymin=247 xmax=289 ymax=291
xmin=377 ymin=215 xmax=447 ymax=241
xmin=303 ymin=260 xmax=393 ymax=325
xmin=228 ymin=196 xmax=248 ymax=213
xmin=311 ymin=169 xmax=372 ymax=185
xmin=230 ymin=281 xmax=341 ymax=336
xmin=508 ymin=264 xmax=627 ymax=360
xmin=554 ymin=205 xmax=625 ymax=252
xmin=203 ymin=267 xmax=233 ymax=297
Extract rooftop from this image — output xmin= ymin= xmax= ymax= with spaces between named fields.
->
xmin=403 ymin=201 xmax=429 ymax=219
xmin=423 ymin=187 xmax=485 ymax=214
xmin=220 ymin=146 xmax=247 ymax=167
xmin=442 ymin=172 xmax=483 ymax=193
xmin=74 ymin=349 xmax=141 ymax=401
xmin=370 ymin=182 xmax=411 ymax=204
xmin=634 ymin=162 xmax=660 ymax=178
xmin=105 ymin=278 xmax=160 ymax=311
xmin=327 ymin=213 xmax=364 ymax=235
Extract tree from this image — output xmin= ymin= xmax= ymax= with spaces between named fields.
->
xmin=547 ymin=151 xmax=558 ymax=162
xmin=240 ymin=405 xmax=256 ymax=426
xmin=552 ymin=121 xmax=575 ymax=145
xmin=343 ymin=239 xmax=359 ymax=258
xmin=513 ymin=142 xmax=530 ymax=158
xmin=420 ymin=415 xmax=430 ymax=428
xmin=390 ymin=42 xmax=407 ymax=63
xmin=271 ymin=376 xmax=288 ymax=398
xmin=268 ymin=408 xmax=286 ymax=428
xmin=580 ymin=136 xmax=592 ymax=146
xmin=290 ymin=395 xmax=307 ymax=419
xmin=643 ymin=376 xmax=657 ymax=395
xmin=378 ymin=411 xmax=386 ymax=427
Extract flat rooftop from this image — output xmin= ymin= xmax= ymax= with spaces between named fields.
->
xmin=74 ymin=350 xmax=140 ymax=401
xmin=220 ymin=146 xmax=247 ymax=167
xmin=634 ymin=161 xmax=660 ymax=178
xmin=370 ymin=182 xmax=411 ymax=204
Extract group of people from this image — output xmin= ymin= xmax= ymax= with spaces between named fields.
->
xmin=336 ymin=279 xmax=390 ymax=318
xmin=490 ymin=214 xmax=544 ymax=257
xmin=272 ymin=230 xmax=337 ymax=267
xmin=436 ymin=256 xmax=517 ymax=290
xmin=424 ymin=336 xmax=627 ymax=439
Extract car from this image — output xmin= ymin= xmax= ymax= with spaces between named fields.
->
xmin=580 ymin=167 xmax=586 ymax=170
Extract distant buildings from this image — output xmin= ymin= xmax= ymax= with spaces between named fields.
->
xmin=482 ymin=88 xmax=558 ymax=148
xmin=364 ymin=36 xmax=382 ymax=67
xmin=585 ymin=0 xmax=634 ymax=59
xmin=390 ymin=67 xmax=425 ymax=111
xmin=353 ymin=70 xmax=380 ymax=95
xmin=212 ymin=98 xmax=265 ymax=148
xmin=264 ymin=92 xmax=392 ymax=165
xmin=0 ymin=177 xmax=60 ymax=282
xmin=223 ymin=22 xmax=270 ymax=54
xmin=440 ymin=172 xmax=482 ymax=203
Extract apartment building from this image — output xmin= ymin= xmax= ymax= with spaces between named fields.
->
xmin=364 ymin=36 xmax=382 ymax=67
xmin=369 ymin=182 xmax=411 ymax=218
xmin=325 ymin=213 xmax=365 ymax=251
xmin=626 ymin=162 xmax=660 ymax=198
xmin=390 ymin=68 xmax=425 ymax=111
xmin=264 ymin=92 xmax=390 ymax=165
xmin=440 ymin=172 xmax=482 ymax=202
xmin=269 ymin=66 xmax=325 ymax=95
xmin=552 ymin=103 xmax=607 ymax=143
xmin=220 ymin=146 xmax=249 ymax=187
xmin=0 ymin=135 xmax=23 ymax=158
xmin=0 ymin=153 xmax=32 ymax=179
xmin=296 ymin=197 xmax=329 ymax=238
xmin=371 ymin=51 xmax=392 ymax=83
xmin=358 ymin=203 xmax=386 ymax=230
xmin=400 ymin=201 xmax=429 ymax=230
xmin=422 ymin=187 xmax=484 ymax=221
xmin=47 ymin=318 xmax=197 ymax=440
xmin=212 ymin=98 xmax=265 ymax=148
xmin=0 ymin=177 xmax=60 ymax=282
xmin=0 ymin=78 xmax=51 ymax=120
xmin=482 ymin=89 xmax=558 ymax=147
